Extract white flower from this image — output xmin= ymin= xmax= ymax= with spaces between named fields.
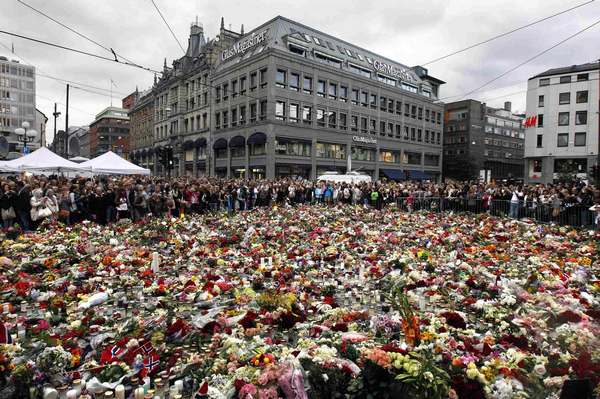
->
xmin=423 ymin=371 xmax=434 ymax=381
xmin=533 ymin=363 xmax=546 ymax=376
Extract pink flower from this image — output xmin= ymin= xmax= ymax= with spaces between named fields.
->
xmin=258 ymin=387 xmax=278 ymax=399
xmin=239 ymin=383 xmax=258 ymax=399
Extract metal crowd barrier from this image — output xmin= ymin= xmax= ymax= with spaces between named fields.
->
xmin=392 ymin=197 xmax=598 ymax=229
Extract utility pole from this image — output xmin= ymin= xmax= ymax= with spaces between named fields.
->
xmin=52 ymin=103 xmax=60 ymax=149
xmin=65 ymin=84 xmax=69 ymax=158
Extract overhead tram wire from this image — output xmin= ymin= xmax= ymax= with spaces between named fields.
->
xmin=1 ymin=30 xmax=266 ymax=104
xmin=439 ymin=17 xmax=600 ymax=102
xmin=15 ymin=0 xmax=141 ymax=67
xmin=149 ymin=0 xmax=186 ymax=54
xmin=0 ymin=30 xmax=162 ymax=74
xmin=420 ymin=0 xmax=595 ymax=66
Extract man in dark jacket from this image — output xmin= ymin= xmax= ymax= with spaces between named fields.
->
xmin=13 ymin=181 xmax=31 ymax=231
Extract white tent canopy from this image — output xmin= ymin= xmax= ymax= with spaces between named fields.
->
xmin=81 ymin=151 xmax=151 ymax=175
xmin=0 ymin=147 xmax=88 ymax=173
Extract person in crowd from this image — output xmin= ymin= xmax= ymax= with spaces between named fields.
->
xmin=0 ymin=182 xmax=16 ymax=228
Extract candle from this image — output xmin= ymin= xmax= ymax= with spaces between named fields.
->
xmin=174 ymin=380 xmax=183 ymax=394
xmin=151 ymin=252 xmax=160 ymax=273
xmin=115 ymin=385 xmax=125 ymax=399
xmin=43 ymin=387 xmax=58 ymax=399
xmin=134 ymin=387 xmax=145 ymax=399
xmin=66 ymin=390 xmax=77 ymax=399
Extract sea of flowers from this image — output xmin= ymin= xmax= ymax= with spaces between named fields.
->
xmin=0 ymin=205 xmax=598 ymax=399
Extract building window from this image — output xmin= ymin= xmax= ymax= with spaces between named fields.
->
xmin=377 ymin=74 xmax=396 ymax=86
xmin=539 ymin=78 xmax=549 ymax=87
xmin=558 ymin=112 xmax=569 ymax=126
xmin=349 ymin=64 xmax=372 ymax=78
xmin=424 ymin=153 xmax=439 ymax=166
xmin=339 ymin=113 xmax=347 ymax=130
xmin=249 ymin=143 xmax=266 ymax=156
xmin=317 ymin=80 xmax=326 ymax=97
xmin=316 ymin=142 xmax=346 ymax=159
xmin=360 ymin=117 xmax=368 ymax=133
xmin=370 ymin=94 xmax=377 ymax=108
xmin=537 ymin=114 xmax=544 ymax=127
xmin=302 ymin=106 xmax=312 ymax=124
xmin=288 ymin=73 xmax=299 ymax=91
xmin=340 ymin=86 xmax=348 ymax=102
xmin=222 ymin=83 xmax=229 ymax=100
xmin=231 ymin=108 xmax=238 ymax=126
xmin=425 ymin=109 xmax=430 ymax=121
xmin=538 ymin=95 xmax=544 ymax=107
xmin=351 ymin=89 xmax=359 ymax=105
xmin=275 ymin=139 xmax=311 ymax=157
xmin=303 ymin=76 xmax=312 ymax=94
xmin=559 ymin=92 xmax=570 ymax=104
xmin=411 ymin=105 xmax=417 ymax=119
xmin=577 ymin=73 xmax=589 ymax=81
xmin=379 ymin=96 xmax=386 ymax=111
xmin=215 ymin=87 xmax=221 ymax=103
xmin=215 ymin=112 xmax=221 ymax=129
xmin=575 ymin=111 xmax=587 ymax=125
xmin=259 ymin=100 xmax=267 ymax=120
xmin=379 ymin=121 xmax=386 ymax=136
xmin=352 ymin=146 xmax=375 ymax=161
xmin=361 ymin=91 xmax=368 ymax=107
xmin=328 ymin=82 xmax=337 ymax=99
xmin=317 ymin=108 xmax=325 ymax=127
xmin=364 ymin=119 xmax=373 ymax=134
xmin=289 ymin=103 xmax=299 ymax=123
xmin=240 ymin=76 xmax=246 ymax=94
xmin=403 ymin=126 xmax=409 ymax=140
xmin=417 ymin=129 xmax=422 ymax=142
xmin=328 ymin=111 xmax=337 ymax=128
xmin=404 ymin=103 xmax=410 ymax=117
xmin=387 ymin=122 xmax=393 ymax=137
xmin=418 ymin=107 xmax=423 ymax=120
xmin=250 ymin=72 xmax=257 ymax=89
xmin=574 ymin=132 xmax=586 ymax=146
xmin=275 ymin=101 xmax=286 ymax=121
xmin=576 ymin=90 xmax=588 ymax=103
xmin=379 ymin=150 xmax=401 ymax=163
xmin=410 ymin=127 xmax=416 ymax=141
xmin=231 ymin=79 xmax=238 ymax=97
xmin=401 ymin=83 xmax=418 ymax=93
xmin=276 ymin=69 xmax=286 ymax=88
xmin=395 ymin=125 xmax=402 ymax=138
xmin=239 ymin=106 xmax=246 ymax=125
xmin=250 ymin=103 xmax=257 ymax=122
xmin=350 ymin=115 xmax=358 ymax=132
xmin=404 ymin=151 xmax=421 ymax=165
xmin=396 ymin=102 xmax=403 ymax=115
xmin=557 ymin=133 xmax=569 ymax=147
xmin=259 ymin=68 xmax=268 ymax=87
xmin=231 ymin=145 xmax=245 ymax=158
xmin=536 ymin=134 xmax=542 ymax=148
xmin=559 ymin=75 xmax=571 ymax=84
xmin=222 ymin=111 xmax=228 ymax=128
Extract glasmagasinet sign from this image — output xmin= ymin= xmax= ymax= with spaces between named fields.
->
xmin=369 ymin=59 xmax=411 ymax=81
xmin=221 ymin=30 xmax=269 ymax=61
xmin=352 ymin=136 xmax=377 ymax=145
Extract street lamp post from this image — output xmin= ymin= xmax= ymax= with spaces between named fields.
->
xmin=14 ymin=121 xmax=38 ymax=155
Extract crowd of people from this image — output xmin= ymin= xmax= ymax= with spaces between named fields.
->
xmin=0 ymin=174 xmax=599 ymax=231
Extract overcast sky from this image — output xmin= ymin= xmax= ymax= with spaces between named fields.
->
xmin=2 ymin=0 xmax=599 ymax=144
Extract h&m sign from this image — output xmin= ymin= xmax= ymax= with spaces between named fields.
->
xmin=523 ymin=116 xmax=537 ymax=128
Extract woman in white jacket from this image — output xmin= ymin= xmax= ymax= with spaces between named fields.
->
xmin=44 ymin=189 xmax=60 ymax=221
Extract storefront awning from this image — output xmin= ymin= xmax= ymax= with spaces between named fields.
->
xmin=405 ymin=169 xmax=431 ymax=181
xmin=229 ymin=135 xmax=246 ymax=147
xmin=195 ymin=138 xmax=207 ymax=147
xmin=381 ymin=169 xmax=405 ymax=181
xmin=213 ymin=138 xmax=227 ymax=150
xmin=247 ymin=132 xmax=267 ymax=145
xmin=183 ymin=140 xmax=195 ymax=150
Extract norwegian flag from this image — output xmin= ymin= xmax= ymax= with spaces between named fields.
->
xmin=0 ymin=322 xmax=12 ymax=344
xmin=142 ymin=352 xmax=160 ymax=374
xmin=100 ymin=344 xmax=125 ymax=364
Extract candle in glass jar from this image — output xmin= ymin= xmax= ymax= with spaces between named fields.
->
xmin=115 ymin=385 xmax=125 ymax=399
xmin=134 ymin=387 xmax=145 ymax=399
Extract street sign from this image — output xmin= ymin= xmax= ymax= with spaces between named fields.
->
xmin=22 ymin=146 xmax=30 ymax=155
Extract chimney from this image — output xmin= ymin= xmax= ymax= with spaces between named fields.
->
xmin=504 ymin=101 xmax=512 ymax=112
